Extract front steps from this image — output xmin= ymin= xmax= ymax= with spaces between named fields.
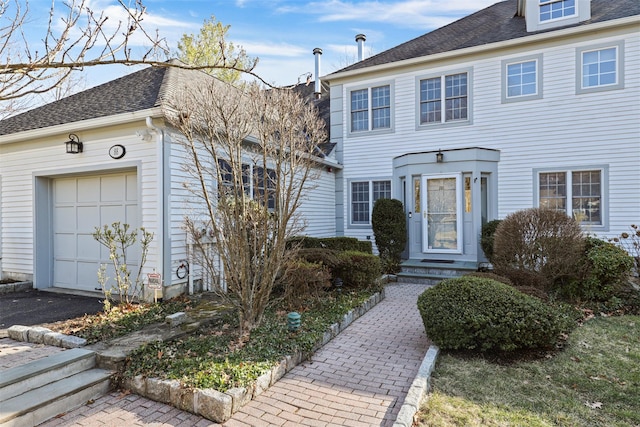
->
xmin=397 ymin=259 xmax=477 ymax=285
xmin=0 ymin=348 xmax=113 ymax=427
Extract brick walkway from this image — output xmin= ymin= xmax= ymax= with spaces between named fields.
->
xmin=0 ymin=338 xmax=66 ymax=371
xmin=16 ymin=283 xmax=430 ymax=427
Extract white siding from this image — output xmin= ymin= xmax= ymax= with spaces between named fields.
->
xmin=298 ymin=168 xmax=336 ymax=238
xmin=333 ymin=26 xmax=640 ymax=242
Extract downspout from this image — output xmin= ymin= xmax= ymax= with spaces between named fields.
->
xmin=145 ymin=117 xmax=171 ymax=299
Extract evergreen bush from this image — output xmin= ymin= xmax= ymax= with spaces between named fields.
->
xmin=480 ymin=219 xmax=502 ymax=263
xmin=372 ymin=198 xmax=407 ymax=274
xmin=417 ymin=276 xmax=574 ymax=352
xmin=334 ymin=251 xmax=381 ymax=289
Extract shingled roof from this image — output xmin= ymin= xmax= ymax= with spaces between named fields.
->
xmin=0 ymin=66 xmax=169 ymax=136
xmin=332 ymin=0 xmax=640 ymax=75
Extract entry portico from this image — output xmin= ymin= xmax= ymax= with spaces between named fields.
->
xmin=393 ymin=147 xmax=500 ymax=265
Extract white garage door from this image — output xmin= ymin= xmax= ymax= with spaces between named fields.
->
xmin=53 ymin=172 xmax=138 ymax=292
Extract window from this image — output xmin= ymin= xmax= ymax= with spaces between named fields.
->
xmin=419 ymin=72 xmax=468 ymax=125
xmin=577 ymin=42 xmax=624 ymax=94
xmin=502 ymin=56 xmax=543 ymax=103
xmin=539 ymin=0 xmax=575 ymax=22
xmin=217 ymin=159 xmax=274 ymax=209
xmin=350 ymin=85 xmax=391 ymax=133
xmin=254 ymin=166 xmax=276 ymax=210
xmin=350 ymin=180 xmax=391 ymax=225
xmin=538 ymin=169 xmax=602 ymax=225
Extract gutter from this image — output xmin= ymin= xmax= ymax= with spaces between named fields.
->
xmin=324 ymin=15 xmax=640 ymax=82
xmin=144 ymin=117 xmax=171 ymax=298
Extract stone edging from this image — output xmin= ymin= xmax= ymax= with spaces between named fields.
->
xmin=7 ymin=325 xmax=88 ymax=348
xmin=123 ymin=289 xmax=385 ymax=423
xmin=0 ymin=280 xmax=33 ymax=294
xmin=392 ymin=345 xmax=440 ymax=427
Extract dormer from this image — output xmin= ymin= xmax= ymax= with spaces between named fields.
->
xmin=518 ymin=0 xmax=591 ymax=32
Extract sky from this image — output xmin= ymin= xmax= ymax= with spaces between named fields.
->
xmin=17 ymin=0 xmax=498 ymax=91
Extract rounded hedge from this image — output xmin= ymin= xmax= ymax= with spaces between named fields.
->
xmin=417 ymin=276 xmax=573 ymax=352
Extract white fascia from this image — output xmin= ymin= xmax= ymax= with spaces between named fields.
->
xmin=0 ymin=107 xmax=164 ymax=144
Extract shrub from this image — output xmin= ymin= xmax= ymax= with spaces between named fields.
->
xmin=466 ymin=271 xmax=512 ymax=286
xmin=280 ymin=260 xmax=331 ymax=309
xmin=417 ymin=276 xmax=574 ymax=352
xmin=609 ymin=224 xmax=640 ymax=277
xmin=334 ymin=251 xmax=381 ymax=289
xmin=480 ymin=220 xmax=502 ymax=263
xmin=564 ymin=237 xmax=634 ymax=301
xmin=296 ymin=248 xmax=341 ymax=272
xmin=492 ymin=208 xmax=584 ymax=291
xmin=287 ymin=236 xmax=373 ymax=254
xmin=372 ymin=198 xmax=407 ymax=274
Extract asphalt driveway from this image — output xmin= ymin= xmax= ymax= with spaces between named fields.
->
xmin=0 ymin=289 xmax=104 ymax=331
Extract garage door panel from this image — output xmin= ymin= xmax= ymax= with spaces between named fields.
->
xmin=126 ymin=204 xmax=138 ymax=228
xmin=101 ymin=175 xmax=125 ymax=202
xmin=100 ymin=205 xmax=125 ymax=226
xmin=54 ymin=260 xmax=76 ymax=287
xmin=54 ymin=179 xmax=77 ymax=203
xmin=126 ymin=174 xmax=137 ymax=201
xmin=54 ymin=206 xmax=76 ymax=230
xmin=78 ymin=206 xmax=100 ymax=231
xmin=78 ymin=177 xmax=100 ymax=203
xmin=77 ymin=261 xmax=102 ymax=291
xmin=77 ymin=234 xmax=100 ymax=260
xmin=54 ymin=233 xmax=76 ymax=258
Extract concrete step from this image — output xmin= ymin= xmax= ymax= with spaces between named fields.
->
xmin=0 ymin=368 xmax=112 ymax=427
xmin=0 ymin=348 xmax=96 ymax=401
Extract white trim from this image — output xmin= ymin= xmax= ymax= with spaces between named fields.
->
xmin=1 ymin=107 xmax=164 ymax=144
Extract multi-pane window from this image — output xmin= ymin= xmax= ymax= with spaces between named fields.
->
xmin=582 ymin=47 xmax=617 ymax=88
xmin=419 ymin=72 xmax=468 ymax=125
xmin=350 ymin=180 xmax=391 ymax=225
xmin=539 ymin=0 xmax=575 ymax=21
xmin=217 ymin=159 xmax=274 ymax=209
xmin=539 ymin=170 xmax=602 ymax=225
xmin=253 ymin=166 xmax=277 ymax=210
xmin=507 ymin=60 xmax=537 ymax=97
xmin=350 ymin=85 xmax=391 ymax=132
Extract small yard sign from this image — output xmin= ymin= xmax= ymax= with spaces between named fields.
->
xmin=147 ymin=272 xmax=162 ymax=303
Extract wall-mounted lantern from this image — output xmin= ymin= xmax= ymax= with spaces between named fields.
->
xmin=65 ymin=134 xmax=83 ymax=154
xmin=436 ymin=149 xmax=444 ymax=163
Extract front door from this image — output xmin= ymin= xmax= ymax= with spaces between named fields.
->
xmin=421 ymin=174 xmax=462 ymax=253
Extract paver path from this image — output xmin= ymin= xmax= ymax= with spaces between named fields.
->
xmin=34 ymin=283 xmax=430 ymax=426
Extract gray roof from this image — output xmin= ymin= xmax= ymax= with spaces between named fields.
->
xmin=0 ymin=66 xmax=169 ymax=135
xmin=333 ymin=0 xmax=640 ymax=75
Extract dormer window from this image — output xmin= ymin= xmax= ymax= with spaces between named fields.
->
xmin=539 ymin=0 xmax=576 ymax=22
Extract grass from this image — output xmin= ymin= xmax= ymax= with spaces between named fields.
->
xmin=123 ymin=289 xmax=377 ymax=391
xmin=416 ymin=315 xmax=640 ymax=427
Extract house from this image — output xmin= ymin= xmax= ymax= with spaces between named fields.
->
xmin=0 ymin=66 xmax=338 ymax=299
xmin=324 ymin=0 xmax=640 ymax=268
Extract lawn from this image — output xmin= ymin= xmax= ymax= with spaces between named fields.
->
xmin=416 ymin=315 xmax=640 ymax=427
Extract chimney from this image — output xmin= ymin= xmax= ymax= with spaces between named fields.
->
xmin=355 ymin=34 xmax=366 ymax=61
xmin=313 ymin=47 xmax=323 ymax=99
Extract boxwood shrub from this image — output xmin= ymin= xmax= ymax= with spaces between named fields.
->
xmin=334 ymin=250 xmax=381 ymax=289
xmin=417 ymin=276 xmax=574 ymax=352
xmin=287 ymin=236 xmax=372 ymax=254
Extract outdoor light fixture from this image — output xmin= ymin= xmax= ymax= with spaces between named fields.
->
xmin=287 ymin=312 xmax=301 ymax=332
xmin=436 ymin=149 xmax=444 ymax=163
xmin=333 ymin=277 xmax=343 ymax=294
xmin=65 ymin=134 xmax=83 ymax=154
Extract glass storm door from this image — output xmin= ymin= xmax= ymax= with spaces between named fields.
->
xmin=422 ymin=174 xmax=462 ymax=253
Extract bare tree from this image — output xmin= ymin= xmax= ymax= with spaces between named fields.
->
xmin=0 ymin=0 xmax=264 ymax=116
xmin=166 ymin=79 xmax=326 ymax=334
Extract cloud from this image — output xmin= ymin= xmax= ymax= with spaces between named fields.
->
xmin=277 ymin=0 xmax=497 ymax=29
xmin=238 ymin=41 xmax=308 ymax=58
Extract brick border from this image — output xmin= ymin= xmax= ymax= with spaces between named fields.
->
xmin=124 ymin=290 xmax=386 ymax=423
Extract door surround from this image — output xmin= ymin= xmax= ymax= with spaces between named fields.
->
xmin=393 ymin=147 xmax=499 ymax=263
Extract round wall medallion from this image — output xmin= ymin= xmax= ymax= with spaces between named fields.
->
xmin=109 ymin=144 xmax=126 ymax=159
